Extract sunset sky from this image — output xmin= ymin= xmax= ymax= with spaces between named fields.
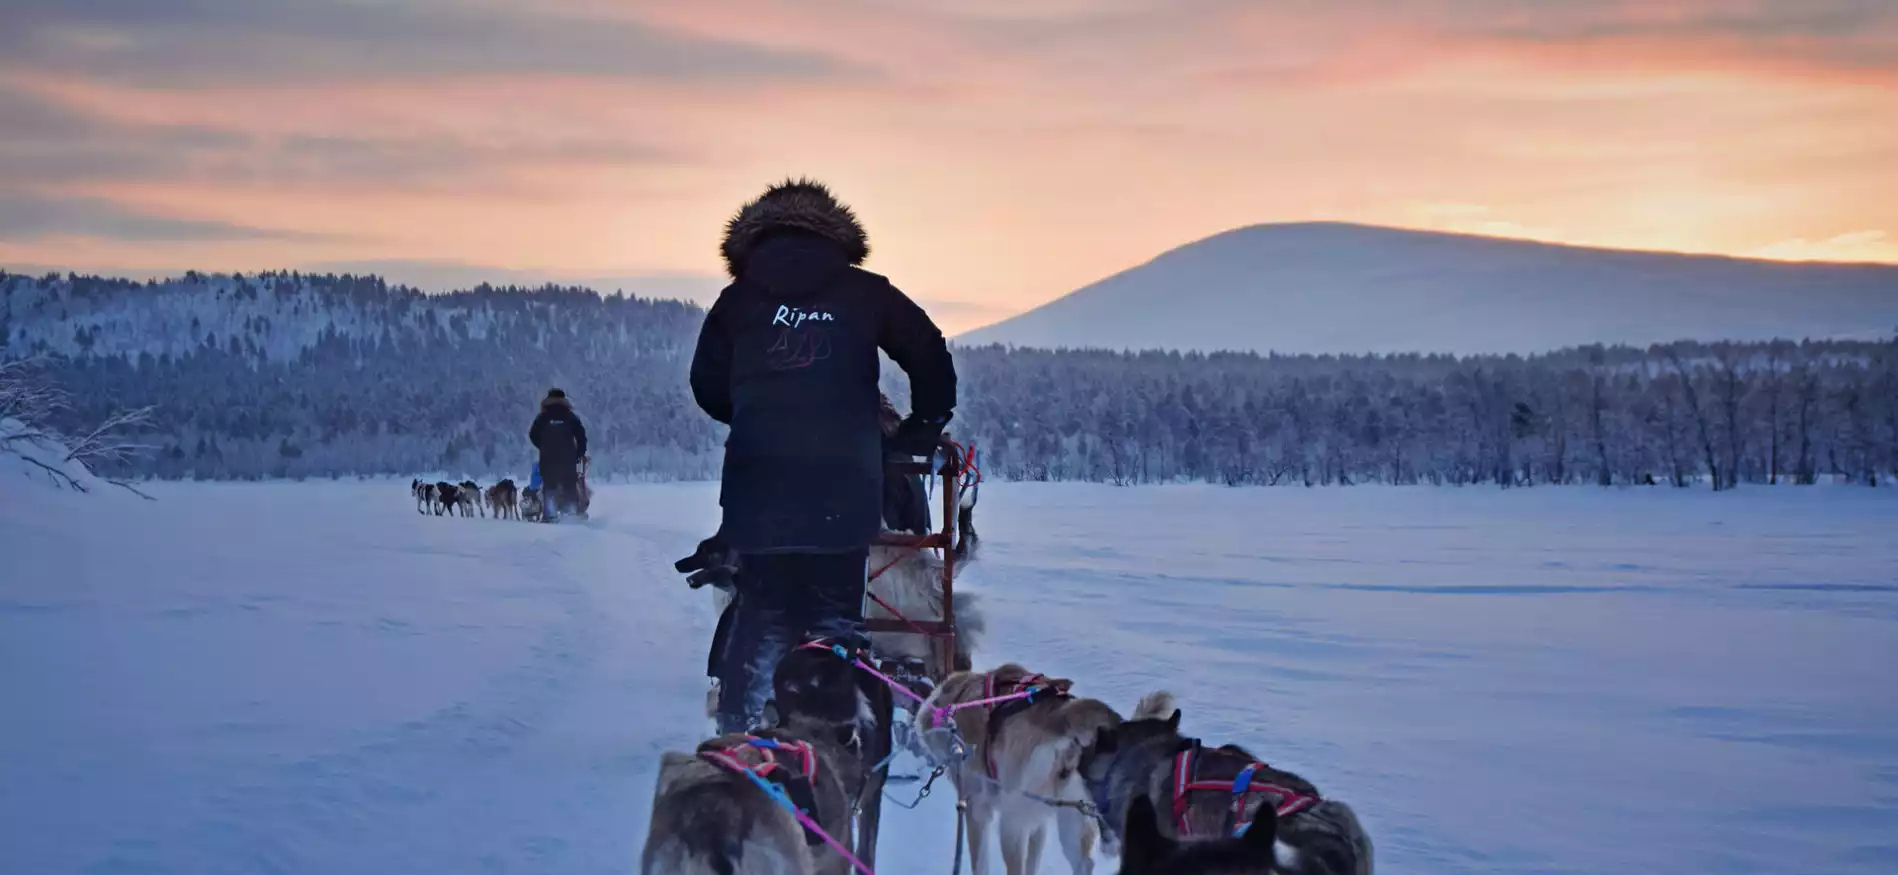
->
xmin=3 ymin=0 xmax=1896 ymax=332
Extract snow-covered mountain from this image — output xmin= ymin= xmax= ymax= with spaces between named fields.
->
xmin=956 ymin=223 xmax=1898 ymax=355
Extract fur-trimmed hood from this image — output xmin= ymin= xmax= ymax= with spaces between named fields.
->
xmin=541 ymin=395 xmax=572 ymax=412
xmin=720 ymin=178 xmax=869 ymax=279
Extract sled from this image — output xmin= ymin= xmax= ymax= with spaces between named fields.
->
xmin=576 ymin=456 xmax=592 ymax=519
xmin=862 ymin=434 xmax=973 ymax=684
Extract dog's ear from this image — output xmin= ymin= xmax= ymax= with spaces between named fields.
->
xmin=1121 ymin=794 xmax=1170 ymax=869
xmin=1242 ymin=804 xmax=1278 ymax=857
xmin=760 ymin=700 xmax=781 ymax=727
xmin=1165 ymin=709 xmax=1182 ymax=731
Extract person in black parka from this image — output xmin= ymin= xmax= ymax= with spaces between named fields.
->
xmin=528 ymin=388 xmax=588 ymax=520
xmin=691 ymin=178 xmax=956 ymax=733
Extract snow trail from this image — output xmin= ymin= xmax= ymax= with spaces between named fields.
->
xmin=3 ymin=480 xmax=1895 ymax=874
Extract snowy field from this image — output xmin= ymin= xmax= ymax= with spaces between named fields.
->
xmin=3 ymin=479 xmax=1897 ymax=875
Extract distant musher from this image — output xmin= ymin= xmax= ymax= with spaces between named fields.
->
xmin=528 ymin=388 xmax=588 ymax=522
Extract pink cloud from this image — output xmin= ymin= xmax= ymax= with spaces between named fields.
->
xmin=3 ymin=0 xmax=1897 ymax=325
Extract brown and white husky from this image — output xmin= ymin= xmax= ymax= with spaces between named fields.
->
xmin=919 ymin=663 xmax=1135 ymax=875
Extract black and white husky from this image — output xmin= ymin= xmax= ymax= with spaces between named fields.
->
xmin=412 ymin=479 xmax=435 ymax=513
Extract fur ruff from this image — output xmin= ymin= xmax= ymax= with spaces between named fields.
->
xmin=721 ymin=178 xmax=869 ymax=279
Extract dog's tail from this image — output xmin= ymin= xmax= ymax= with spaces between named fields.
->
xmin=1277 ymin=800 xmax=1374 ymax=875
xmin=949 ymin=589 xmax=984 ymax=671
xmin=1132 ymin=691 xmax=1177 ymax=721
xmin=952 ymin=493 xmax=979 ymax=565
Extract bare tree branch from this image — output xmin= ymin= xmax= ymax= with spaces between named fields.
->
xmin=106 ymin=478 xmax=158 ymax=501
xmin=62 ymin=405 xmax=158 ymax=465
xmin=0 ymin=355 xmax=72 ymax=425
xmin=16 ymin=453 xmax=91 ymax=493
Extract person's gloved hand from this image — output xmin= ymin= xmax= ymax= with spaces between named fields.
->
xmin=888 ymin=412 xmax=951 ymax=457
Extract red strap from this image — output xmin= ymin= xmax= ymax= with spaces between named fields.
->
xmin=708 ymin=737 xmax=820 ymax=785
xmin=980 ymin=672 xmax=1042 ymax=780
xmin=1172 ymin=748 xmax=1195 ymax=833
xmin=1172 ymin=751 xmax=1323 ymax=834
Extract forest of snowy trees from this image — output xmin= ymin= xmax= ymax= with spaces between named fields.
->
xmin=4 ymin=269 xmax=1895 ymax=489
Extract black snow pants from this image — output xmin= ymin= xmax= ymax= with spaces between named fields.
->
xmin=712 ymin=549 xmax=869 ymax=734
xmin=541 ymin=463 xmax=579 ymax=514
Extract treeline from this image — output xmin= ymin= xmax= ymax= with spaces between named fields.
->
xmin=937 ymin=341 xmax=1898 ymax=489
xmin=2 ymin=270 xmax=719 ymax=482
xmin=5 ymin=269 xmax=1894 ymax=489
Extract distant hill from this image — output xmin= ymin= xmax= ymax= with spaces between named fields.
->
xmin=956 ymin=223 xmax=1898 ymax=355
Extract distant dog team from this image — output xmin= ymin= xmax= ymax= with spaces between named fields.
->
xmin=409 ymin=477 xmax=531 ymax=521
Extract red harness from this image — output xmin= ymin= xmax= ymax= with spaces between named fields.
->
xmin=699 ymin=736 xmax=825 ymax=844
xmin=1170 ymin=745 xmax=1322 ymax=837
xmin=700 ymin=735 xmax=820 ymax=783
xmin=978 ymin=672 xmax=1070 ymax=780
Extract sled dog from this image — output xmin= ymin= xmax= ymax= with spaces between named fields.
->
xmin=486 ymin=479 xmax=519 ymax=520
xmin=641 ymin=647 xmax=870 ymax=875
xmin=865 ymin=491 xmax=984 ymax=685
xmin=920 ymin=663 xmax=1127 ymax=875
xmin=1078 ymin=694 xmax=1372 ymax=875
xmin=765 ymin=639 xmax=897 ymax=871
xmin=433 ymin=482 xmax=460 ymax=516
xmin=1115 ymin=794 xmax=1283 ymax=875
xmin=457 ymin=480 xmax=483 ymax=517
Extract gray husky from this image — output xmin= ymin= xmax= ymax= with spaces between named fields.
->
xmin=1079 ymin=694 xmax=1372 ymax=875
xmin=640 ymin=640 xmax=890 ymax=875
xmin=640 ymin=726 xmax=847 ymax=875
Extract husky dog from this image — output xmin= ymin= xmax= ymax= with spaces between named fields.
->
xmin=433 ymin=482 xmax=460 ymax=516
xmin=920 ymin=663 xmax=1126 ymax=875
xmin=1115 ymin=794 xmax=1282 ymax=875
xmin=640 ymin=726 xmax=847 ymax=875
xmin=865 ymin=494 xmax=984 ymax=686
xmin=486 ymin=479 xmax=519 ymax=520
xmin=458 ymin=480 xmax=483 ymax=517
xmin=766 ymin=639 xmax=897 ymax=870
xmin=519 ymin=486 xmax=543 ymax=522
xmin=412 ymin=479 xmax=435 ymax=514
xmin=1079 ymin=694 xmax=1371 ymax=875
xmin=641 ymin=646 xmax=873 ymax=875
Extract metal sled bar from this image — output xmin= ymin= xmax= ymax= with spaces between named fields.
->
xmin=935 ymin=433 xmax=961 ymax=677
xmin=868 ymin=434 xmax=963 ymax=681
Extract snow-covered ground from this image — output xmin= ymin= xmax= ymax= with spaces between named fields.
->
xmin=3 ymin=480 xmax=1896 ymax=875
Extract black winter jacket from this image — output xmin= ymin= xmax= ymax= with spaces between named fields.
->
xmin=529 ymin=397 xmax=587 ymax=472
xmin=691 ymin=180 xmax=956 ymax=554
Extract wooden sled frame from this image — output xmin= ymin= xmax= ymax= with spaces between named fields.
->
xmin=862 ymin=433 xmax=965 ymax=681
